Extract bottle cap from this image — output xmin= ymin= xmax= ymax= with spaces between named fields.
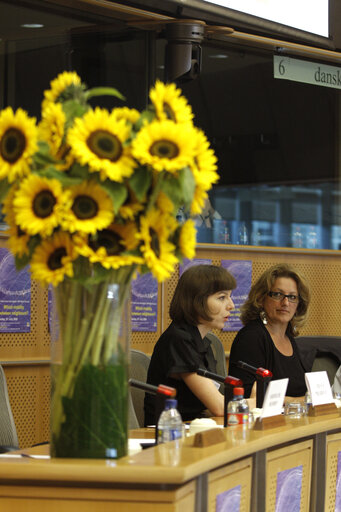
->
xmin=233 ymin=387 xmax=244 ymax=396
xmin=165 ymin=398 xmax=178 ymax=409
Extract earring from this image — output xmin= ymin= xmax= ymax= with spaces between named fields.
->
xmin=260 ymin=310 xmax=267 ymax=325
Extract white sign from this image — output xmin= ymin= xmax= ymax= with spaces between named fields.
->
xmin=305 ymin=371 xmax=334 ymax=406
xmin=274 ymin=56 xmax=341 ymax=90
xmin=261 ymin=378 xmax=288 ymax=419
xmin=201 ymin=0 xmax=329 ymax=37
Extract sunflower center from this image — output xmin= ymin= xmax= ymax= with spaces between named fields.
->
xmin=33 ymin=190 xmax=57 ymax=218
xmin=87 ymin=130 xmax=122 ymax=161
xmin=0 ymin=128 xmax=26 ymax=163
xmin=72 ymin=195 xmax=99 ymax=220
xmin=150 ymin=139 xmax=179 ymax=160
xmin=163 ymin=102 xmax=176 ymax=121
xmin=90 ymin=229 xmax=122 ymax=255
xmin=150 ymin=228 xmax=160 ymax=257
xmin=48 ymin=247 xmax=67 ymax=271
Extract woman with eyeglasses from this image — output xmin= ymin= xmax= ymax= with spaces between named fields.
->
xmin=228 ymin=263 xmax=311 ymax=398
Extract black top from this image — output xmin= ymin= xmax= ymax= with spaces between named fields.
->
xmin=144 ymin=321 xmax=219 ymax=425
xmin=228 ymin=319 xmax=307 ymax=398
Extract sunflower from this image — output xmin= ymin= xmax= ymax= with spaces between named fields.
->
xmin=30 ymin=231 xmax=77 ymax=287
xmin=178 ymin=219 xmax=196 ymax=259
xmin=112 ymin=107 xmax=140 ymax=125
xmin=149 ymin=81 xmax=194 ymax=124
xmin=74 ymin=223 xmax=143 ymax=269
xmin=137 ymin=209 xmax=178 ymax=281
xmin=156 ymin=190 xmax=175 ymax=214
xmin=0 ymin=107 xmax=38 ymax=183
xmin=67 ymin=107 xmax=136 ymax=182
xmin=3 ymin=191 xmax=30 ymax=256
xmin=131 ymin=119 xmax=198 ymax=173
xmin=191 ymin=128 xmax=219 ymax=191
xmin=62 ymin=181 xmax=114 ymax=234
xmin=42 ymin=71 xmax=82 ymax=109
xmin=119 ymin=188 xmax=145 ymax=220
xmin=13 ymin=174 xmax=70 ymax=237
xmin=190 ymin=185 xmax=209 ymax=216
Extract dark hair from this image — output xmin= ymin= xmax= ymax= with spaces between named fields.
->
xmin=170 ymin=264 xmax=236 ymax=325
xmin=240 ymin=263 xmax=311 ymax=336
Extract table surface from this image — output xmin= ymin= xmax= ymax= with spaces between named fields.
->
xmin=1 ymin=412 xmax=340 ymax=485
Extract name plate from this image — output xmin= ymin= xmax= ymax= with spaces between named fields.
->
xmin=305 ymin=371 xmax=334 ymax=406
xmin=274 ymin=55 xmax=341 ymax=90
xmin=261 ymin=378 xmax=288 ymax=419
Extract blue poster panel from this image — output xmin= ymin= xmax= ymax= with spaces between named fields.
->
xmin=275 ymin=465 xmax=303 ymax=512
xmin=131 ymin=273 xmax=158 ymax=332
xmin=221 ymin=260 xmax=252 ymax=332
xmin=179 ymin=258 xmax=212 ymax=275
xmin=0 ymin=247 xmax=31 ymax=332
xmin=216 ymin=485 xmax=241 ymax=512
xmin=335 ymin=451 xmax=341 ymax=511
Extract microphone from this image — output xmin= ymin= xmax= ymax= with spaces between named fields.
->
xmin=236 ymin=361 xmax=273 ymax=379
xmin=197 ymin=368 xmax=243 ymax=427
xmin=129 ymin=378 xmax=176 ymax=397
xmin=197 ymin=368 xmax=243 ymax=387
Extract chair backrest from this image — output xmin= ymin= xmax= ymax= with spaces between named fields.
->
xmin=0 ymin=365 xmax=19 ymax=449
xmin=296 ymin=336 xmax=341 ymax=386
xmin=129 ymin=349 xmax=151 ymax=428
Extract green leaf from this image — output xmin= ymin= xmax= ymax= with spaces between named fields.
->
xmin=38 ymin=167 xmax=84 ymax=186
xmin=85 ymin=87 xmax=125 ymax=101
xmin=69 ymin=163 xmax=90 ymax=180
xmin=134 ymin=109 xmax=154 ymax=131
xmin=62 ymin=100 xmax=88 ymax=123
xmin=128 ymin=167 xmax=152 ymax=201
xmin=0 ymin=179 xmax=10 ymax=204
xmin=178 ymin=166 xmax=196 ymax=205
xmin=100 ymin=181 xmax=128 ymax=214
xmin=53 ymin=362 xmax=128 ymax=458
xmin=161 ymin=174 xmax=183 ymax=209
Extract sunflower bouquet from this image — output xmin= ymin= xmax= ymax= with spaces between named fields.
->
xmin=0 ymin=71 xmax=219 ymax=458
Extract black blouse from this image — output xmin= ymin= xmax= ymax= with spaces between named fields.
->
xmin=228 ymin=319 xmax=307 ymax=398
xmin=144 ymin=321 xmax=218 ymax=425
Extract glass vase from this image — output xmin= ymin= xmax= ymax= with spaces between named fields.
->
xmin=50 ymin=271 xmax=132 ymax=459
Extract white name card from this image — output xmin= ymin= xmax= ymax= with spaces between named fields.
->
xmin=261 ymin=378 xmax=288 ymax=419
xmin=274 ymin=56 xmax=341 ymax=90
xmin=305 ymin=371 xmax=334 ymax=406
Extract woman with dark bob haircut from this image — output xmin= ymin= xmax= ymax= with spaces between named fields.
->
xmin=144 ymin=264 xmax=236 ymax=425
xmin=228 ymin=263 xmax=311 ymax=399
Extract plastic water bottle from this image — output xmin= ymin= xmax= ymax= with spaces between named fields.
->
xmin=227 ymin=387 xmax=249 ymax=426
xmin=157 ymin=398 xmax=183 ymax=444
xmin=238 ymin=222 xmax=248 ymax=245
xmin=292 ymin=226 xmax=303 ymax=248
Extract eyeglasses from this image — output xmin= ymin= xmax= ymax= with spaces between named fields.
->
xmin=267 ymin=291 xmax=299 ymax=303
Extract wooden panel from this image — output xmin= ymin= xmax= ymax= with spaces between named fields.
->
xmin=161 ymin=246 xmax=341 ymax=355
xmin=3 ymin=365 xmax=50 ymax=448
xmin=0 ymin=481 xmax=195 ymax=512
xmin=325 ymin=432 xmax=341 ymax=511
xmin=265 ymin=439 xmax=313 ymax=512
xmin=208 ymin=457 xmax=252 ymax=512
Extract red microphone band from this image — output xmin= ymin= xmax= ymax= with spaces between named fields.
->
xmin=256 ymin=368 xmax=273 ymax=378
xmin=157 ymin=384 xmax=177 ymax=397
xmin=224 ymin=376 xmax=243 ymax=387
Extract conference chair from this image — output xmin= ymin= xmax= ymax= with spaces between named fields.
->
xmin=296 ymin=336 xmax=341 ymax=386
xmin=129 ymin=349 xmax=151 ymax=428
xmin=0 ymin=365 xmax=19 ymax=451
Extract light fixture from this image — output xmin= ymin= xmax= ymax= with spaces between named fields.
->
xmin=21 ymin=24 xmax=44 ymax=29
xmin=209 ymin=53 xmax=228 ymax=59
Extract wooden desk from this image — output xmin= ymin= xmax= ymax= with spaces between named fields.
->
xmin=1 ymin=414 xmax=341 ymax=511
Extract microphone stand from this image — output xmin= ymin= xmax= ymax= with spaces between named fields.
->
xmin=197 ymin=368 xmax=243 ymax=427
xmin=236 ymin=361 xmax=273 ymax=408
xmin=129 ymin=379 xmax=176 ymax=444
